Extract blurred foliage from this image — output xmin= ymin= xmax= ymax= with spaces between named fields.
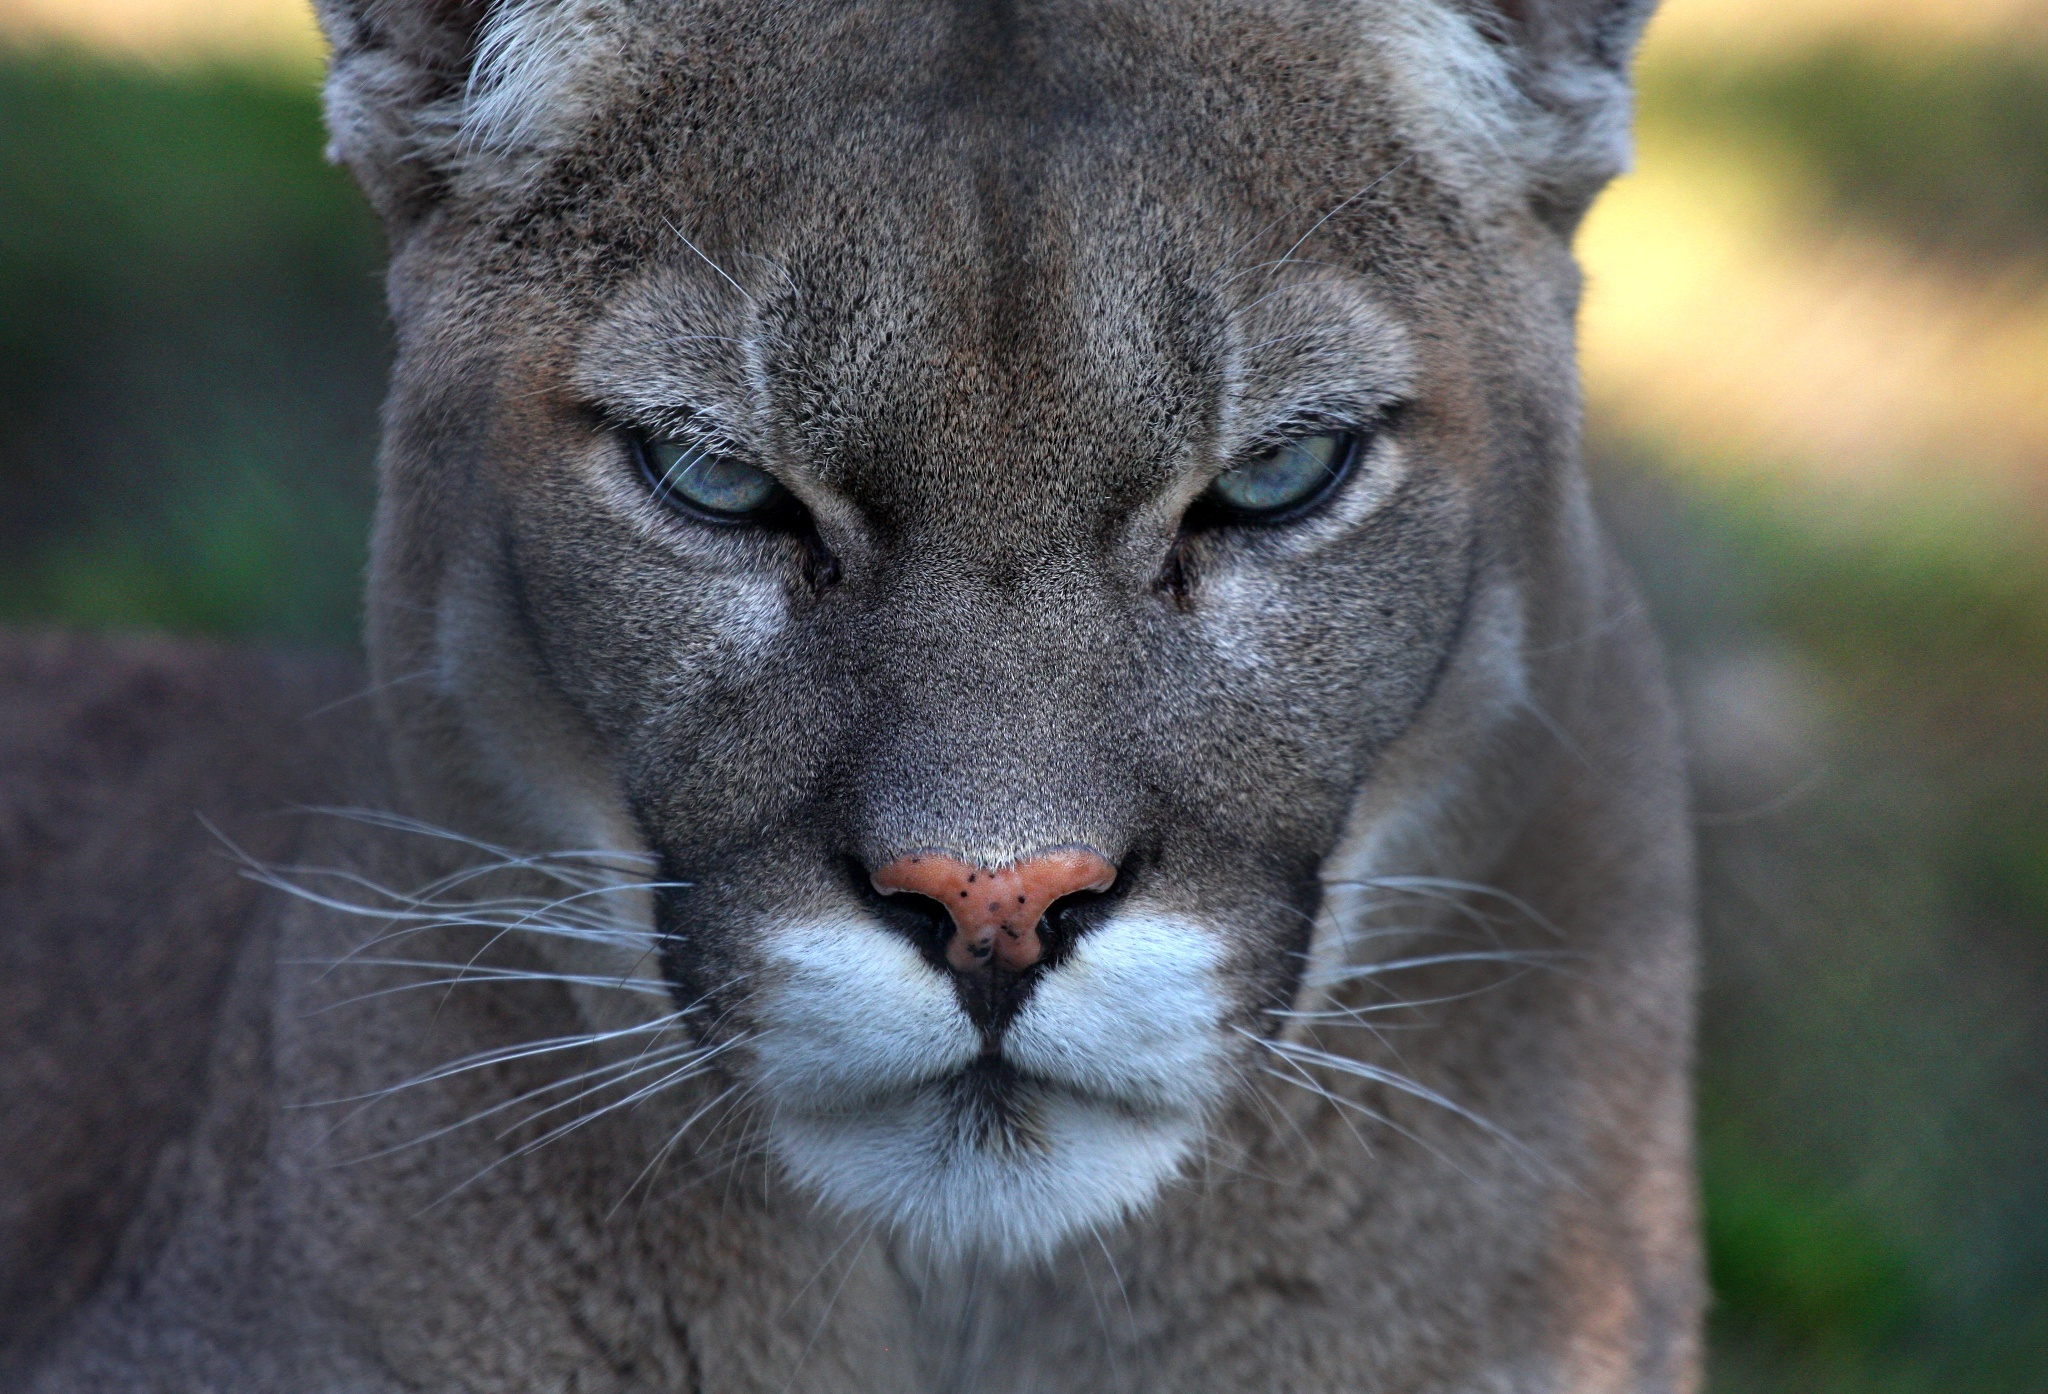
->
xmin=0 ymin=48 xmax=384 ymax=642
xmin=1959 ymin=792 xmax=2048 ymax=928
xmin=1 ymin=19 xmax=2046 ymax=1394
xmin=1702 ymin=1120 xmax=1922 ymax=1352
xmin=1640 ymin=43 xmax=2048 ymax=257
xmin=1602 ymin=455 xmax=2048 ymax=1394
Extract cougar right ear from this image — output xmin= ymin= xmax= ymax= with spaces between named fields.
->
xmin=1460 ymin=0 xmax=1662 ymax=231
xmin=315 ymin=0 xmax=619 ymax=230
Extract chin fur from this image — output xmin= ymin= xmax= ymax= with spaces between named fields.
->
xmin=769 ymin=1067 xmax=1203 ymax=1262
xmin=752 ymin=913 xmax=1229 ymax=1260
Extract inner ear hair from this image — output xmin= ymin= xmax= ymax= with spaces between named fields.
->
xmin=1445 ymin=0 xmax=1662 ymax=234
xmin=1463 ymin=0 xmax=1656 ymax=64
xmin=317 ymin=0 xmax=622 ymax=230
xmin=315 ymin=0 xmax=493 ymax=225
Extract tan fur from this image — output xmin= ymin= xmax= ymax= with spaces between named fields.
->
xmin=9 ymin=1 xmax=1700 ymax=1388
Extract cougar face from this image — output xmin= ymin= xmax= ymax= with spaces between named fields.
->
xmin=355 ymin=0 xmax=1612 ymax=1260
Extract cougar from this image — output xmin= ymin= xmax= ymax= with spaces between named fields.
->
xmin=3 ymin=0 xmax=1699 ymax=1387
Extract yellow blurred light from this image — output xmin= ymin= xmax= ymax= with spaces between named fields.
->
xmin=0 ymin=0 xmax=322 ymax=60
xmin=1581 ymin=138 xmax=2048 ymax=488
xmin=1647 ymin=0 xmax=2048 ymax=56
xmin=1581 ymin=0 xmax=2048 ymax=500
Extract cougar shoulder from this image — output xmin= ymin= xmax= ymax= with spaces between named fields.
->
xmin=0 ymin=633 xmax=363 ymax=1380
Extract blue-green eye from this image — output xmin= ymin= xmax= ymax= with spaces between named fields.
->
xmin=1207 ymin=431 xmax=1356 ymax=518
xmin=638 ymin=435 xmax=787 ymax=521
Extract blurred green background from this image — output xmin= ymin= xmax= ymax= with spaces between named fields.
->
xmin=1 ymin=1 xmax=2045 ymax=1388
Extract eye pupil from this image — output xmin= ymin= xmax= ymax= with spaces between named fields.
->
xmin=1206 ymin=430 xmax=1356 ymax=519
xmin=640 ymin=435 xmax=785 ymax=520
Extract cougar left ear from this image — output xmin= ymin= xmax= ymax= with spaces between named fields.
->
xmin=315 ymin=0 xmax=621 ymax=231
xmin=1455 ymin=0 xmax=1662 ymax=232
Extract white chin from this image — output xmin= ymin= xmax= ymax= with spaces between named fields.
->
xmin=770 ymin=1076 xmax=1200 ymax=1262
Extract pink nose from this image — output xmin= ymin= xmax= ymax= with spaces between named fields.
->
xmin=871 ymin=848 xmax=1118 ymax=973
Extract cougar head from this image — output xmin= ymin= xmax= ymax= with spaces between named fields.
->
xmin=318 ymin=0 xmax=1653 ymax=1259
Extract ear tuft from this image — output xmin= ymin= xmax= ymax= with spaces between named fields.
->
xmin=314 ymin=0 xmax=484 ymax=224
xmin=315 ymin=0 xmax=619 ymax=228
xmin=1380 ymin=0 xmax=1660 ymax=232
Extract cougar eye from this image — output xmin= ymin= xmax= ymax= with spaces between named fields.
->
xmin=636 ymin=434 xmax=788 ymax=522
xmin=1206 ymin=430 xmax=1356 ymax=520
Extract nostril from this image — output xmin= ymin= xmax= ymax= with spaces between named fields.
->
xmin=895 ymin=892 xmax=957 ymax=965
xmin=853 ymin=865 xmax=956 ymax=969
xmin=1038 ymin=886 xmax=1112 ymax=967
xmin=870 ymin=848 xmax=1118 ymax=975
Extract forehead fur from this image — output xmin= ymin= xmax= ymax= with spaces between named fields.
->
xmin=324 ymin=0 xmax=1640 ymax=238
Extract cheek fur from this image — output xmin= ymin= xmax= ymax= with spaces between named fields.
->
xmin=1194 ymin=569 xmax=1286 ymax=671
xmin=703 ymin=571 xmax=789 ymax=654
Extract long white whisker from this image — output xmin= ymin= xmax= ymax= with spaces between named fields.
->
xmin=1255 ymin=1062 xmax=1504 ymax=1193
xmin=1212 ymin=157 xmax=1412 ymax=279
xmin=663 ymin=218 xmax=756 ymax=306
xmin=1261 ymin=1052 xmax=1377 ymax=1158
xmin=494 ymin=1038 xmax=738 ymax=1144
xmin=1302 ymin=948 xmax=1573 ymax=988
xmin=295 ymin=804 xmax=653 ymax=872
xmin=780 ymin=1221 xmax=877 ymax=1394
xmin=1324 ymin=875 xmax=1563 ymax=938
xmin=1275 ymin=157 xmax=1413 ymax=269
xmin=1245 ymin=1030 xmax=1533 ymax=1161
xmin=1270 ymin=969 xmax=1544 ymax=1024
xmin=416 ymin=1037 xmax=751 ymax=1212
xmin=336 ymin=1041 xmax=707 ymax=1165
xmin=287 ymin=960 xmax=672 ymax=1011
xmin=611 ymin=1080 xmax=752 ymax=1217
xmin=512 ymin=1035 xmax=744 ymax=1146
xmin=304 ymin=1011 xmax=700 ymax=1111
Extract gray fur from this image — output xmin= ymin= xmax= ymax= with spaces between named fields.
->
xmin=13 ymin=1 xmax=1699 ymax=1388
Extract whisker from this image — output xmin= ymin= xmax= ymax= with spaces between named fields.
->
xmin=1210 ymin=157 xmax=1412 ymax=282
xmin=1244 ymin=1030 xmax=1535 ymax=1164
xmin=1269 ymin=968 xmax=1544 ymax=1024
xmin=781 ymin=1220 xmax=877 ymax=1394
xmin=1301 ymin=948 xmax=1573 ymax=989
xmin=1254 ymin=1062 xmax=1508 ymax=1192
xmin=337 ymin=1041 xmax=708 ymax=1166
xmin=1260 ymin=1053 xmax=1377 ymax=1159
xmin=295 ymin=804 xmax=654 ymax=871
xmin=663 ymin=218 xmax=756 ymax=306
xmin=1274 ymin=157 xmax=1412 ymax=269
xmin=297 ymin=667 xmax=435 ymax=721
xmin=417 ymin=1056 xmax=735 ymax=1214
xmin=613 ymin=1079 xmax=756 ymax=1217
xmin=304 ymin=1010 xmax=702 ymax=1111
xmin=493 ymin=1038 xmax=741 ymax=1146
xmin=285 ymin=959 xmax=672 ymax=1012
xmin=1322 ymin=874 xmax=1564 ymax=939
